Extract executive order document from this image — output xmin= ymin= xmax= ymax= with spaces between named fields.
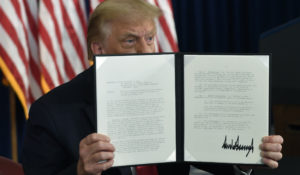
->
xmin=95 ymin=53 xmax=269 ymax=166
xmin=184 ymin=55 xmax=269 ymax=164
xmin=96 ymin=54 xmax=177 ymax=166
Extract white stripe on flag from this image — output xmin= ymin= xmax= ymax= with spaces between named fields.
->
xmin=29 ymin=71 xmax=42 ymax=100
xmin=0 ymin=25 xmax=29 ymax=91
xmin=145 ymin=0 xmax=178 ymax=52
xmin=60 ymin=0 xmax=86 ymax=75
xmin=155 ymin=20 xmax=173 ymax=51
xmin=156 ymin=0 xmax=178 ymax=44
xmin=40 ymin=0 xmax=66 ymax=83
xmin=1 ymin=0 xmax=29 ymax=62
xmin=39 ymin=39 xmax=60 ymax=87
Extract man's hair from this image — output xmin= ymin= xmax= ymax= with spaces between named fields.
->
xmin=87 ymin=0 xmax=161 ymax=60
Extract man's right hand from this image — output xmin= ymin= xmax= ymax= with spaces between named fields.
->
xmin=77 ymin=133 xmax=115 ymax=175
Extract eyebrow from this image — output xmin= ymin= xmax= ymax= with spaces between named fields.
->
xmin=119 ymin=29 xmax=156 ymax=40
xmin=120 ymin=33 xmax=138 ymax=40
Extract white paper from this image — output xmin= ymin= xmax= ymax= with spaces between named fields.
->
xmin=184 ymin=55 xmax=269 ymax=164
xmin=96 ymin=54 xmax=176 ymax=166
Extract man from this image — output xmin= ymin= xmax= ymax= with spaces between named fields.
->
xmin=22 ymin=0 xmax=283 ymax=175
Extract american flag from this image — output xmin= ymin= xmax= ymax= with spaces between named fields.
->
xmin=0 ymin=0 xmax=178 ymax=119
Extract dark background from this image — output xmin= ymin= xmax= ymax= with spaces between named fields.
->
xmin=172 ymin=0 xmax=300 ymax=53
xmin=1 ymin=1 xmax=300 ymax=173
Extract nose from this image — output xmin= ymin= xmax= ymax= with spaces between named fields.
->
xmin=136 ymin=39 xmax=153 ymax=53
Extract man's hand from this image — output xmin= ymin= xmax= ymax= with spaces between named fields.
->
xmin=77 ymin=133 xmax=115 ymax=175
xmin=260 ymin=135 xmax=283 ymax=169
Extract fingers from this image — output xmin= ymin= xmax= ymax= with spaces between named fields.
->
xmin=260 ymin=151 xmax=282 ymax=161
xmin=81 ymin=158 xmax=114 ymax=174
xmin=79 ymin=133 xmax=115 ymax=159
xmin=260 ymin=143 xmax=282 ymax=152
xmin=89 ymin=140 xmax=115 ymax=155
xmin=262 ymin=135 xmax=284 ymax=144
xmin=260 ymin=135 xmax=284 ymax=169
xmin=262 ymin=158 xmax=279 ymax=169
xmin=90 ymin=151 xmax=114 ymax=164
xmin=83 ymin=151 xmax=114 ymax=173
xmin=77 ymin=133 xmax=115 ymax=175
xmin=94 ymin=159 xmax=114 ymax=172
xmin=82 ymin=133 xmax=111 ymax=145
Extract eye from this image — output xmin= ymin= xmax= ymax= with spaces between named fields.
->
xmin=146 ymin=36 xmax=154 ymax=44
xmin=123 ymin=38 xmax=136 ymax=46
xmin=126 ymin=39 xmax=135 ymax=44
xmin=122 ymin=37 xmax=136 ymax=48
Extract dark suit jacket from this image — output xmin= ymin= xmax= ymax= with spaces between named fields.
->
xmin=22 ymin=66 xmax=235 ymax=175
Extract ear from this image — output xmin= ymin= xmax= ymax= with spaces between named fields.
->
xmin=91 ymin=41 xmax=104 ymax=54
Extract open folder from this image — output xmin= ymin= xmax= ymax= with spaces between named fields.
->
xmin=94 ymin=53 xmax=270 ymax=167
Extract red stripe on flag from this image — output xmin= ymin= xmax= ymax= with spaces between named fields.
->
xmin=29 ymin=90 xmax=35 ymax=104
xmin=24 ymin=0 xmax=38 ymax=42
xmin=23 ymin=1 xmax=42 ymax=92
xmin=62 ymin=50 xmax=76 ymax=80
xmin=41 ymin=64 xmax=55 ymax=90
xmin=41 ymin=0 xmax=66 ymax=83
xmin=39 ymin=21 xmax=64 ymax=85
xmin=0 ymin=8 xmax=30 ymax=77
xmin=28 ymin=57 xmax=43 ymax=96
xmin=158 ymin=45 xmax=163 ymax=53
xmin=43 ymin=0 xmax=71 ymax=82
xmin=29 ymin=57 xmax=41 ymax=90
xmin=167 ymin=0 xmax=174 ymax=15
xmin=153 ymin=0 xmax=178 ymax=52
xmin=11 ymin=0 xmax=42 ymax=94
xmin=73 ymin=0 xmax=87 ymax=40
xmin=0 ymin=45 xmax=27 ymax=100
xmin=60 ymin=0 xmax=86 ymax=72
xmin=155 ymin=38 xmax=162 ymax=52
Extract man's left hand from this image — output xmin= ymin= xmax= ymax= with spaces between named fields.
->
xmin=260 ymin=135 xmax=284 ymax=168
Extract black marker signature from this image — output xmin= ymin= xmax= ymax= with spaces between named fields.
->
xmin=221 ymin=135 xmax=254 ymax=157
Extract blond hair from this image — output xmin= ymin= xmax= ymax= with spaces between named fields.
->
xmin=87 ymin=0 xmax=161 ymax=60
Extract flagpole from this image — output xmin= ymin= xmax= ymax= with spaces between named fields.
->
xmin=10 ymin=87 xmax=18 ymax=162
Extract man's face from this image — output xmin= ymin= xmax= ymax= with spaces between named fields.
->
xmin=94 ymin=19 xmax=156 ymax=54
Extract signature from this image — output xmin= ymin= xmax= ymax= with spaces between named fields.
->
xmin=221 ymin=135 xmax=254 ymax=157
